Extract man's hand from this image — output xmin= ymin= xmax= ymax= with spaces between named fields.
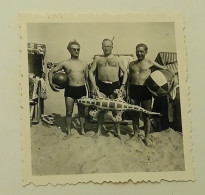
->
xmin=91 ymin=86 xmax=100 ymax=97
xmin=50 ymin=83 xmax=60 ymax=92
xmin=119 ymin=85 xmax=126 ymax=97
xmin=165 ymin=66 xmax=176 ymax=75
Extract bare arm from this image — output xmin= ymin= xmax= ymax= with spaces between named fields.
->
xmin=118 ymin=58 xmax=128 ymax=95
xmin=88 ymin=57 xmax=98 ymax=90
xmin=149 ymin=60 xmax=177 ymax=76
xmin=126 ymin=62 xmax=133 ymax=101
xmin=119 ymin=58 xmax=128 ymax=85
xmin=127 ymin=62 xmax=133 ymax=88
xmin=84 ymin=65 xmax=90 ymax=96
xmin=48 ymin=62 xmax=64 ymax=91
xmin=148 ymin=60 xmax=167 ymax=70
xmin=88 ymin=57 xmax=102 ymax=96
xmin=85 ymin=65 xmax=89 ymax=81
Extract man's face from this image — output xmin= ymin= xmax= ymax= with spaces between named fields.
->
xmin=102 ymin=40 xmax=113 ymax=56
xmin=70 ymin=44 xmax=80 ymax=58
xmin=136 ymin=46 xmax=147 ymax=60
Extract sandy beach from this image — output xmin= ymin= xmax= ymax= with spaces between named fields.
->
xmin=31 ymin=113 xmax=185 ymax=175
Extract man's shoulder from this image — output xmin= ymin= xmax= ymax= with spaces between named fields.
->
xmin=108 ymin=55 xmax=121 ymax=63
xmin=60 ymin=59 xmax=71 ymax=64
xmin=114 ymin=55 xmax=122 ymax=61
xmin=141 ymin=59 xmax=153 ymax=67
xmin=129 ymin=60 xmax=136 ymax=65
xmin=93 ymin=55 xmax=102 ymax=62
xmin=57 ymin=59 xmax=75 ymax=67
xmin=129 ymin=60 xmax=137 ymax=67
xmin=143 ymin=58 xmax=152 ymax=63
xmin=56 ymin=60 xmax=68 ymax=67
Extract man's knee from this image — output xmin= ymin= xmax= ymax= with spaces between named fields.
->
xmin=98 ymin=111 xmax=105 ymax=124
xmin=78 ymin=105 xmax=85 ymax=117
xmin=66 ymin=110 xmax=73 ymax=117
xmin=78 ymin=111 xmax=85 ymax=117
xmin=141 ymin=99 xmax=152 ymax=111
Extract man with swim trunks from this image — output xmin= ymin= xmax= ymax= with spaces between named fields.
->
xmin=128 ymin=43 xmax=166 ymax=146
xmin=89 ymin=38 xmax=127 ymax=139
xmin=48 ymin=40 xmax=88 ymax=136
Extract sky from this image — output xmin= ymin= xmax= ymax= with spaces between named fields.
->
xmin=27 ymin=22 xmax=176 ymax=65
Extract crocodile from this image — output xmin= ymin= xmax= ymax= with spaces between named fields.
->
xmin=77 ymin=90 xmax=161 ymax=122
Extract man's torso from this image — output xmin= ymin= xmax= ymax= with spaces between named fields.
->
xmin=96 ymin=55 xmax=120 ymax=82
xmin=129 ymin=59 xmax=152 ymax=85
xmin=62 ymin=59 xmax=86 ymax=86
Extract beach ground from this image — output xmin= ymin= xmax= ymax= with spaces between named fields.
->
xmin=31 ymin=112 xmax=184 ymax=175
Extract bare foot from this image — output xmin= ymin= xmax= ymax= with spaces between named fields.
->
xmin=66 ymin=130 xmax=71 ymax=137
xmin=102 ymin=130 xmax=109 ymax=137
xmin=130 ymin=134 xmax=140 ymax=141
xmin=61 ymin=132 xmax=70 ymax=140
xmin=143 ymin=137 xmax=153 ymax=147
xmin=94 ymin=131 xmax=101 ymax=138
xmin=81 ymin=130 xmax=85 ymax=135
xmin=117 ymin=134 xmax=122 ymax=140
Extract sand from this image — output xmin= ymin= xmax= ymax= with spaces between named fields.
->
xmin=31 ymin=115 xmax=185 ymax=175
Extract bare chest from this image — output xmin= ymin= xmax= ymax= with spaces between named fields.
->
xmin=131 ymin=62 xmax=151 ymax=74
xmin=97 ymin=58 xmax=119 ymax=68
xmin=64 ymin=62 xmax=85 ymax=74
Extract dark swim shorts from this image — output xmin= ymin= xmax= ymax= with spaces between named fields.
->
xmin=129 ymin=84 xmax=152 ymax=101
xmin=64 ymin=85 xmax=87 ymax=100
xmin=96 ymin=79 xmax=120 ymax=97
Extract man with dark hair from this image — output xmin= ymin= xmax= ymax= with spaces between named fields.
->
xmin=89 ymin=38 xmax=127 ymax=139
xmin=128 ymin=43 xmax=166 ymax=146
xmin=48 ymin=40 xmax=88 ymax=136
xmin=136 ymin=43 xmax=148 ymax=52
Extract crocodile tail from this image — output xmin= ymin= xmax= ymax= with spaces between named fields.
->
xmin=133 ymin=105 xmax=145 ymax=112
xmin=133 ymin=105 xmax=161 ymax=115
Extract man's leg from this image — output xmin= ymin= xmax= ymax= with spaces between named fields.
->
xmin=110 ymin=93 xmax=122 ymax=139
xmin=77 ymin=103 xmax=85 ymax=135
xmin=130 ymin=99 xmax=140 ymax=139
xmin=141 ymin=99 xmax=152 ymax=146
xmin=96 ymin=110 xmax=105 ymax=137
xmin=114 ymin=122 xmax=122 ymax=139
xmin=111 ymin=111 xmax=122 ymax=139
xmin=116 ymin=123 xmax=121 ymax=138
xmin=95 ymin=83 xmax=106 ymax=137
xmin=65 ymin=97 xmax=75 ymax=136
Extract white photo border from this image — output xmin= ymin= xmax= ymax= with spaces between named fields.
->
xmin=19 ymin=13 xmax=194 ymax=185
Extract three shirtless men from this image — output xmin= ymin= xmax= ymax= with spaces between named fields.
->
xmin=49 ymin=39 xmax=166 ymax=146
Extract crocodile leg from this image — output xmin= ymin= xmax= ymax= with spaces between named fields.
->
xmin=112 ymin=111 xmax=123 ymax=140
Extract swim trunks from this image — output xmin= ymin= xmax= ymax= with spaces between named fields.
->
xmin=64 ymin=85 xmax=86 ymax=100
xmin=96 ymin=79 xmax=120 ymax=97
xmin=129 ymin=84 xmax=152 ymax=101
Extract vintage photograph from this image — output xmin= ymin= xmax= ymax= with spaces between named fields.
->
xmin=20 ymin=14 xmax=193 ymax=184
